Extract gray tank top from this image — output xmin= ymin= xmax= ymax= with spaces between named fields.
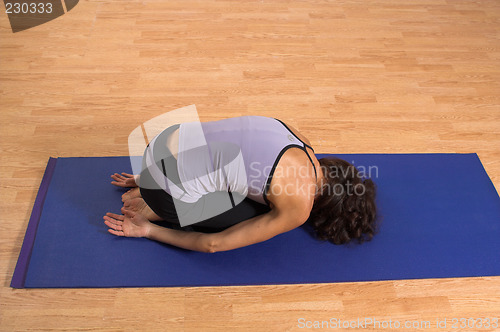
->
xmin=147 ymin=116 xmax=316 ymax=206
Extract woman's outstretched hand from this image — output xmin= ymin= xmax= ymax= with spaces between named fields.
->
xmin=104 ymin=209 xmax=151 ymax=238
xmin=111 ymin=172 xmax=138 ymax=188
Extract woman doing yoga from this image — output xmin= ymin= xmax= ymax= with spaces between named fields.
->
xmin=104 ymin=116 xmax=377 ymax=253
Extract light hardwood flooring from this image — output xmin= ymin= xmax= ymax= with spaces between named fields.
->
xmin=1 ymin=0 xmax=499 ymax=330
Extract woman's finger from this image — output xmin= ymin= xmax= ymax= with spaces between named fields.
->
xmin=103 ymin=214 xmax=120 ymax=224
xmin=111 ymin=175 xmax=124 ymax=184
xmin=122 ymin=207 xmax=136 ymax=218
xmin=108 ymin=229 xmax=124 ymax=237
xmin=103 ymin=216 xmax=122 ymax=228
xmin=121 ymin=172 xmax=134 ymax=178
xmin=114 ymin=174 xmax=126 ymax=181
xmin=105 ymin=212 xmax=125 ymax=221
xmin=113 ymin=173 xmax=128 ymax=180
xmin=104 ymin=218 xmax=122 ymax=230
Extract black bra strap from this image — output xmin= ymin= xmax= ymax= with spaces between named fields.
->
xmin=303 ymin=146 xmax=318 ymax=181
xmin=303 ymin=142 xmax=314 ymax=152
xmin=274 ymin=118 xmax=317 ymax=180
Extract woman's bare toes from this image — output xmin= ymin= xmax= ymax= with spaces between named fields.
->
xmin=123 ymin=197 xmax=162 ymax=222
xmin=123 ymin=197 xmax=145 ymax=212
xmin=122 ymin=187 xmax=141 ymax=202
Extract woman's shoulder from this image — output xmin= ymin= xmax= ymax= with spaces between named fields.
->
xmin=267 ymin=147 xmax=317 ymax=209
xmin=279 ymin=121 xmax=313 ymax=147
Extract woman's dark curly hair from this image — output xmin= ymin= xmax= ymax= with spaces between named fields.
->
xmin=308 ymin=157 xmax=378 ymax=245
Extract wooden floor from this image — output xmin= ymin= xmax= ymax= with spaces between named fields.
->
xmin=1 ymin=0 xmax=500 ymax=330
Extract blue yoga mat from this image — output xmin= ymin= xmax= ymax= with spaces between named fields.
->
xmin=11 ymin=154 xmax=500 ymax=288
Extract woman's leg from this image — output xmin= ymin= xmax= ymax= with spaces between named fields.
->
xmin=189 ymin=194 xmax=271 ymax=232
xmin=138 ymin=123 xmax=185 ymax=226
xmin=140 ymin=169 xmax=271 ymax=232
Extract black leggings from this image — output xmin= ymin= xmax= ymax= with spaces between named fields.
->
xmin=139 ymin=125 xmax=270 ymax=232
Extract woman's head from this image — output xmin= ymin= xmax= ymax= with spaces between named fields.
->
xmin=309 ymin=157 xmax=378 ymax=245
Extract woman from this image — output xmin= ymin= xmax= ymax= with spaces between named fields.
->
xmin=104 ymin=116 xmax=377 ymax=252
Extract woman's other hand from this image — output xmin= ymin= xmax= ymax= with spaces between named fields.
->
xmin=111 ymin=172 xmax=138 ymax=188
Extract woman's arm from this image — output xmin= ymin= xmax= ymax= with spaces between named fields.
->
xmin=146 ymin=223 xmax=213 ymax=252
xmin=106 ymin=177 xmax=312 ymax=252
xmin=105 ymin=203 xmax=307 ymax=253
xmin=145 ymin=195 xmax=310 ymax=253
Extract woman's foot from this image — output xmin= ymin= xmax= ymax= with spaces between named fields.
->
xmin=123 ymin=197 xmax=163 ymax=222
xmin=122 ymin=187 xmax=141 ymax=202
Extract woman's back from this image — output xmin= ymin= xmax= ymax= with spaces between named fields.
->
xmin=152 ymin=116 xmax=316 ymax=205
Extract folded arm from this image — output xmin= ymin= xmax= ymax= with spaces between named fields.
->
xmin=146 ymin=204 xmax=307 ymax=253
xmin=146 ymin=163 xmax=316 ymax=253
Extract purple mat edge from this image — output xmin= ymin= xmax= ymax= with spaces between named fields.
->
xmin=11 ymin=157 xmax=58 ymax=288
